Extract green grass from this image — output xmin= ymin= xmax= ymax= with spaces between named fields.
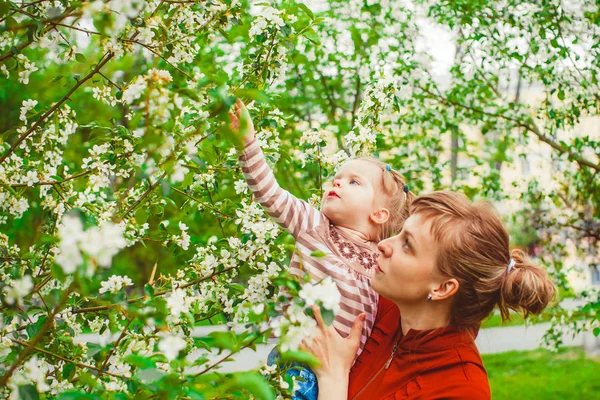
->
xmin=483 ymin=347 xmax=600 ymax=399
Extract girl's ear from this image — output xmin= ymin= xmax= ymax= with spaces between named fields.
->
xmin=370 ymin=208 xmax=390 ymax=225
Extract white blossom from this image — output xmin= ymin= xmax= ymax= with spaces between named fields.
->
xmin=298 ymin=277 xmax=341 ymax=314
xmin=158 ymin=335 xmax=187 ymax=361
xmin=3 ymin=275 xmax=33 ymax=306
xmin=99 ymin=275 xmax=134 ymax=294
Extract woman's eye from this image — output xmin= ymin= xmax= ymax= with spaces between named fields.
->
xmin=403 ymin=238 xmax=411 ymax=250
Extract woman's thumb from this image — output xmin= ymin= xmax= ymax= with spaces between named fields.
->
xmin=349 ymin=313 xmax=366 ymax=342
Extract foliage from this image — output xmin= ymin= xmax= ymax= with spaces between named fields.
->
xmin=0 ymin=0 xmax=599 ymax=398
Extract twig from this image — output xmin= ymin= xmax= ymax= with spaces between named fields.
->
xmin=0 ymin=282 xmax=75 ymax=386
xmin=10 ymin=338 xmax=128 ymax=380
xmin=0 ymin=52 xmax=115 ymax=165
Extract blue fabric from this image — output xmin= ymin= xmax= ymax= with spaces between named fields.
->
xmin=267 ymin=347 xmax=318 ymax=400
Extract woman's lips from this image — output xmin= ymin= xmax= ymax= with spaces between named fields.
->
xmin=374 ymin=264 xmax=383 ymax=273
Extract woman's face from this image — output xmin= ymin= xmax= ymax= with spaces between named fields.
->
xmin=371 ymin=213 xmax=445 ymax=304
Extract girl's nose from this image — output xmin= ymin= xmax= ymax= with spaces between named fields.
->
xmin=377 ymin=237 xmax=392 ymax=257
xmin=333 ymin=179 xmax=341 ymax=187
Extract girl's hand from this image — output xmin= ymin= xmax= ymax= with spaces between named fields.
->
xmin=228 ymin=98 xmax=255 ymax=147
xmin=301 ymin=305 xmax=366 ymax=399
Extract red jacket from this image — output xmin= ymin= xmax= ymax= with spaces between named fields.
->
xmin=348 ymin=297 xmax=491 ymax=399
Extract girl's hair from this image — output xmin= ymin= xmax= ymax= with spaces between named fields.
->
xmin=411 ymin=191 xmax=555 ymax=330
xmin=358 ymin=157 xmax=415 ymax=241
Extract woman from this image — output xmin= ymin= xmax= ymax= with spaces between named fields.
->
xmin=302 ymin=191 xmax=555 ymax=399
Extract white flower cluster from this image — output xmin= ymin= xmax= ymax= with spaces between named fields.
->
xmin=3 ymin=275 xmax=33 ymax=306
xmin=249 ymin=6 xmax=286 ymax=38
xmin=298 ymin=276 xmax=341 ymax=314
xmin=16 ymin=54 xmax=39 ymax=85
xmin=234 ymin=199 xmax=280 ymax=244
xmin=273 ymin=303 xmax=317 ymax=353
xmin=54 ymin=214 xmax=127 ymax=275
xmin=269 ymin=278 xmax=342 ymax=353
xmin=158 ymin=334 xmax=187 ymax=361
xmin=165 ymin=287 xmax=195 ymax=322
xmin=99 ymin=275 xmax=134 ymax=295
xmin=19 ymin=99 xmax=37 ymax=123
xmin=7 ymin=356 xmax=51 ymax=396
xmin=345 ymin=75 xmax=400 ymax=156
xmin=172 ymin=221 xmax=191 ymax=250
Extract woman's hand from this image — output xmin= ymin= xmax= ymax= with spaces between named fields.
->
xmin=228 ymin=98 xmax=255 ymax=148
xmin=301 ymin=305 xmax=366 ymax=400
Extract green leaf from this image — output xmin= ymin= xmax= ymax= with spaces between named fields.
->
xmin=594 ymin=327 xmax=600 ymax=337
xmin=297 ymin=3 xmax=314 ymax=20
xmin=208 ymin=330 xmax=238 ymax=351
xmin=5 ymin=16 xmax=18 ymax=30
xmin=57 ymin=392 xmax=100 ymax=400
xmin=4 ymin=57 xmax=17 ymax=70
xmin=124 ymin=353 xmax=156 ymax=369
xmin=18 ymin=385 xmax=39 ymax=400
xmin=302 ymin=27 xmax=321 ymax=44
xmin=63 ymin=363 xmax=76 ymax=381
xmin=26 ymin=316 xmax=47 ymax=338
xmin=228 ymin=283 xmax=246 ymax=293
xmin=310 ymin=250 xmax=327 ymax=258
xmin=228 ymin=372 xmax=275 ymax=400
xmin=186 ymin=388 xmax=207 ymax=400
xmin=135 ymin=207 xmax=149 ymax=224
xmin=279 ymin=350 xmax=321 ymax=368
xmin=320 ymin=305 xmax=335 ymax=326
xmin=134 ymin=367 xmax=166 ymax=383
xmin=0 ymin=1 xmax=11 ymax=19
xmin=234 ymin=88 xmax=270 ymax=104
xmin=87 ymin=343 xmax=103 ymax=358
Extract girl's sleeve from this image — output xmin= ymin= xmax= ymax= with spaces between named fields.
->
xmin=238 ymin=136 xmax=324 ymax=237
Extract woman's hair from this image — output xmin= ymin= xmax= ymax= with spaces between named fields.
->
xmin=412 ymin=191 xmax=556 ymax=329
xmin=359 ymin=157 xmax=415 ymax=241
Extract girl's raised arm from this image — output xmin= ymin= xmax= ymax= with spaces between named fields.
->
xmin=229 ymin=100 xmax=325 ymax=238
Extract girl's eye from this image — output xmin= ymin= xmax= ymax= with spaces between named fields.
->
xmin=350 ymin=179 xmax=359 ymax=185
xmin=403 ymin=238 xmax=411 ymax=251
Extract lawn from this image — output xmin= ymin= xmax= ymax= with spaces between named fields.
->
xmin=483 ymin=347 xmax=600 ymax=399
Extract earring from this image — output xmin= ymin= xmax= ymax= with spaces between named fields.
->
xmin=427 ymin=294 xmax=432 ymax=301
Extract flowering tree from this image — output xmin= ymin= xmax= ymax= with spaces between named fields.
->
xmin=0 ymin=0 xmax=599 ymax=398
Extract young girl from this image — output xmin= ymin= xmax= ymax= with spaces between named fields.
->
xmin=229 ymin=100 xmax=413 ymax=399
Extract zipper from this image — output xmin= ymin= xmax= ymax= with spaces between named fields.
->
xmin=351 ymin=339 xmax=400 ymax=400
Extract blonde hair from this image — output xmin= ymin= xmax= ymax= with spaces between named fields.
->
xmin=358 ymin=157 xmax=415 ymax=241
xmin=412 ymin=191 xmax=556 ymax=330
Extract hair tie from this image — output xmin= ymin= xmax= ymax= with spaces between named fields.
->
xmin=385 ymin=164 xmax=392 ymax=171
xmin=403 ymin=185 xmax=409 ymax=193
xmin=507 ymin=259 xmax=516 ymax=272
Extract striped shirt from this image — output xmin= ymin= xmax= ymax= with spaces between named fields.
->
xmin=239 ymin=137 xmax=379 ymax=357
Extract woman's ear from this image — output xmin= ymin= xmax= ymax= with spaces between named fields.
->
xmin=431 ymin=278 xmax=459 ymax=301
xmin=370 ymin=208 xmax=390 ymax=225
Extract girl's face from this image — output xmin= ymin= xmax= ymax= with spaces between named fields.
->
xmin=321 ymin=159 xmax=385 ymax=231
xmin=371 ymin=213 xmax=445 ymax=304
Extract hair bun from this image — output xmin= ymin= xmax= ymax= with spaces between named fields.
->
xmin=499 ymin=249 xmax=556 ymax=319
